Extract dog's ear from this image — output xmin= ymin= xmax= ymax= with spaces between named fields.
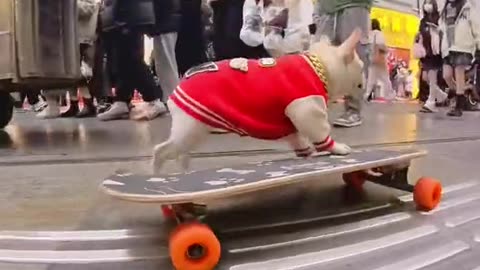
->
xmin=339 ymin=28 xmax=362 ymax=64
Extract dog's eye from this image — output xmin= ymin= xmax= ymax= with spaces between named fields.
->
xmin=357 ymin=84 xmax=362 ymax=88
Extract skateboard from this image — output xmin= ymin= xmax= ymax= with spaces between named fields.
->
xmin=100 ymin=148 xmax=442 ymax=270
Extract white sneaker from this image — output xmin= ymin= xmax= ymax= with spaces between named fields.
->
xmin=436 ymin=90 xmax=448 ymax=104
xmin=130 ymin=100 xmax=167 ymax=121
xmin=32 ymin=100 xmax=48 ymax=112
xmin=36 ymin=104 xmax=60 ymax=119
xmin=97 ymin=101 xmax=130 ymax=121
xmin=420 ymin=100 xmax=437 ymax=113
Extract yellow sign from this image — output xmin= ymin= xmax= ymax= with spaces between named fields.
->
xmin=371 ymin=7 xmax=419 ymax=49
xmin=371 ymin=7 xmax=421 ymax=98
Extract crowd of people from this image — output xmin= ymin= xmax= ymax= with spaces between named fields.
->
xmin=13 ymin=0 xmax=480 ymax=127
xmin=415 ymin=0 xmax=480 ymax=116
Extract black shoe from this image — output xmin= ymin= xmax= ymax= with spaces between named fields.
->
xmin=60 ymin=101 xmax=79 ymax=117
xmin=76 ymin=99 xmax=96 ymax=118
xmin=447 ymin=95 xmax=466 ymax=117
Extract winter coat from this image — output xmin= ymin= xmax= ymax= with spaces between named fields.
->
xmin=210 ymin=0 xmax=270 ymax=60
xmin=152 ymin=0 xmax=182 ymax=34
xmin=100 ymin=0 xmax=181 ymax=35
xmin=78 ymin=0 xmax=99 ymax=44
xmin=439 ymin=0 xmax=480 ymax=57
xmin=240 ymin=0 xmax=313 ymax=57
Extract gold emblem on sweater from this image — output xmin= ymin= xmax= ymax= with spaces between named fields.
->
xmin=229 ymin=58 xmax=249 ymax=72
xmin=258 ymin=57 xmax=276 ymax=68
xmin=302 ymin=53 xmax=329 ymax=92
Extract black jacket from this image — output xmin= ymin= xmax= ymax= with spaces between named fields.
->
xmin=100 ymin=0 xmax=180 ymax=34
xmin=153 ymin=0 xmax=181 ymax=34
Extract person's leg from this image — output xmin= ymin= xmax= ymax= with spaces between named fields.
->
xmin=98 ymin=30 xmax=164 ymax=121
xmin=19 ymin=88 xmax=46 ymax=112
xmin=76 ymin=44 xmax=97 ymax=118
xmin=76 ymin=87 xmax=96 ymax=118
xmin=19 ymin=92 xmax=27 ymax=108
xmin=36 ymin=89 xmax=64 ymax=119
xmin=60 ymin=88 xmax=79 ymax=117
xmin=313 ymin=12 xmax=335 ymax=43
xmin=333 ymin=7 xmax=370 ymax=127
xmin=364 ymin=65 xmax=378 ymax=100
xmin=175 ymin=0 xmax=207 ymax=75
xmin=25 ymin=91 xmax=40 ymax=106
xmin=377 ymin=66 xmax=395 ymax=100
xmin=422 ymin=69 xmax=441 ymax=112
xmin=448 ymin=64 xmax=468 ymax=117
xmin=126 ymin=32 xmax=167 ymax=121
xmin=97 ymin=31 xmax=133 ymax=121
xmin=154 ymin=33 xmax=180 ymax=101
xmin=443 ymin=62 xmax=455 ymax=90
xmin=27 ymin=89 xmax=47 ymax=112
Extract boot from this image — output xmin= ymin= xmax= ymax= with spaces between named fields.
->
xmin=76 ymin=98 xmax=96 ymax=118
xmin=60 ymin=100 xmax=79 ymax=117
xmin=447 ymin=94 xmax=466 ymax=117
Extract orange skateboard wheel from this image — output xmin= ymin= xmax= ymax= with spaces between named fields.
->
xmin=169 ymin=223 xmax=221 ymax=270
xmin=414 ymin=177 xmax=442 ymax=211
xmin=343 ymin=171 xmax=366 ymax=191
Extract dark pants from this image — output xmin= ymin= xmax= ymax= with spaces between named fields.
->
xmin=104 ymin=29 xmax=159 ymax=103
xmin=176 ymin=0 xmax=207 ymax=75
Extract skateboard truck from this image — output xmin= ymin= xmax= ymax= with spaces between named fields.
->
xmin=343 ymin=161 xmax=441 ymax=212
xmin=166 ymin=203 xmax=208 ymax=223
xmin=365 ymin=167 xmax=414 ymax=192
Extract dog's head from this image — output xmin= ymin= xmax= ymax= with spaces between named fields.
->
xmin=308 ymin=29 xmax=364 ymax=101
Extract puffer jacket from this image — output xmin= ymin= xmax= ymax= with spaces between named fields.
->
xmin=439 ymin=0 xmax=480 ymax=57
xmin=100 ymin=0 xmax=181 ymax=34
xmin=152 ymin=0 xmax=181 ymax=34
xmin=240 ymin=0 xmax=313 ymax=57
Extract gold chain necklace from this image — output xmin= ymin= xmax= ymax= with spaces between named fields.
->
xmin=302 ymin=53 xmax=329 ymax=92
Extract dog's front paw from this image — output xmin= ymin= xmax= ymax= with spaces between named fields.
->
xmin=328 ymin=142 xmax=352 ymax=155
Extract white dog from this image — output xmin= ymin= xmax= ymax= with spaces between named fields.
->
xmin=152 ymin=29 xmax=364 ymax=174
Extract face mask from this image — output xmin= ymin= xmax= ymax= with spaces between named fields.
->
xmin=424 ymin=3 xmax=434 ymax=13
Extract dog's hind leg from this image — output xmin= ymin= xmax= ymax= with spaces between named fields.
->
xmin=152 ymin=100 xmax=210 ymax=174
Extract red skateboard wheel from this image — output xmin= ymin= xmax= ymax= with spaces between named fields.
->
xmin=343 ymin=171 xmax=366 ymax=191
xmin=161 ymin=205 xmax=175 ymax=219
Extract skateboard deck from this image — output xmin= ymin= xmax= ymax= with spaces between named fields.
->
xmin=101 ymin=148 xmax=426 ymax=204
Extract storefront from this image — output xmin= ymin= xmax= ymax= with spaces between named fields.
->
xmin=371 ymin=1 xmax=421 ymax=97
